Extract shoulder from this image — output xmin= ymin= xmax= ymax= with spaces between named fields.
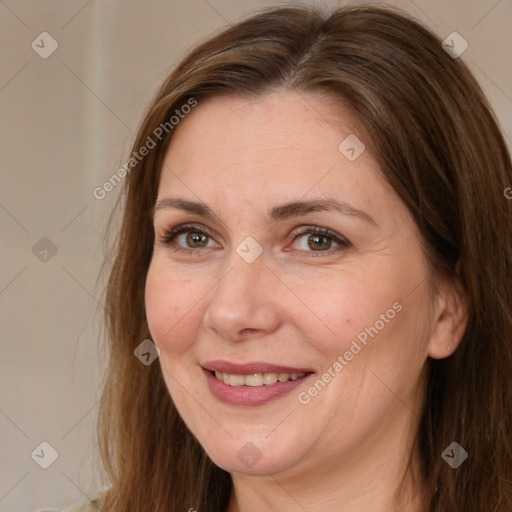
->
xmin=36 ymin=489 xmax=108 ymax=512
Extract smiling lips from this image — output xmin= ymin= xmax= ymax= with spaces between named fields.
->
xmin=202 ymin=360 xmax=313 ymax=385
xmin=202 ymin=360 xmax=314 ymax=405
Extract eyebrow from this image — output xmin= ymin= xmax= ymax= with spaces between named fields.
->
xmin=153 ymin=197 xmax=378 ymax=226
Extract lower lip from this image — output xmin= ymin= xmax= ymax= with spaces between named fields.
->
xmin=202 ymin=368 xmax=314 ymax=406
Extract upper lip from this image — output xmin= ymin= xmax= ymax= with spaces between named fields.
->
xmin=202 ymin=360 xmax=314 ymax=375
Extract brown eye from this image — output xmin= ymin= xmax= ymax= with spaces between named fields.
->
xmin=291 ymin=226 xmax=351 ymax=255
xmin=159 ymin=223 xmax=219 ymax=251
xmin=184 ymin=232 xmax=209 ymax=248
xmin=306 ymin=234 xmax=333 ymax=251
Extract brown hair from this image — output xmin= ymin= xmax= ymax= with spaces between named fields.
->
xmin=97 ymin=4 xmax=512 ymax=511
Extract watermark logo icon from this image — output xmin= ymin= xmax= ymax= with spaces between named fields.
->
xmin=237 ymin=442 xmax=262 ymax=468
xmin=442 ymin=32 xmax=468 ymax=59
xmin=338 ymin=134 xmax=365 ymax=161
xmin=31 ymin=441 xmax=59 ymax=469
xmin=32 ymin=237 xmax=58 ymax=263
xmin=134 ymin=338 xmax=160 ymax=366
xmin=236 ymin=236 xmax=263 ymax=263
xmin=441 ymin=442 xmax=468 ymax=468
xmin=31 ymin=32 xmax=58 ymax=59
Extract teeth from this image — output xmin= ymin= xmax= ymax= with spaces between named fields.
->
xmin=263 ymin=373 xmax=278 ymax=385
xmin=213 ymin=371 xmax=307 ymax=386
xmin=229 ymin=374 xmax=245 ymax=386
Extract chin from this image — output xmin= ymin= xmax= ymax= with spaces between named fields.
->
xmin=195 ymin=429 xmax=303 ymax=476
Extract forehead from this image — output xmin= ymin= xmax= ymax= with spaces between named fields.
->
xmin=157 ymin=89 xmax=401 ymax=226
xmin=164 ymin=89 xmax=366 ymax=163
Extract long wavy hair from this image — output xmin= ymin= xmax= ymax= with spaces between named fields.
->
xmin=96 ymin=4 xmax=512 ymax=511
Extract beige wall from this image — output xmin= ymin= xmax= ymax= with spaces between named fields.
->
xmin=1 ymin=1 xmax=510 ymax=510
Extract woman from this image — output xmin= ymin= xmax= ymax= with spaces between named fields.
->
xmin=46 ymin=3 xmax=512 ymax=511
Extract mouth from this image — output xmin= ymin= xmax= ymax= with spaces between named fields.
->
xmin=201 ymin=360 xmax=315 ymax=406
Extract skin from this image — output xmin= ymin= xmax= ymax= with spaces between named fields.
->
xmin=145 ymin=89 xmax=468 ymax=512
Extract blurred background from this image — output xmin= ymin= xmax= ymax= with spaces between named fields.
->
xmin=1 ymin=0 xmax=511 ymax=510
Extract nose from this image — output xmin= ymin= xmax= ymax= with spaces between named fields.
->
xmin=202 ymin=249 xmax=281 ymax=342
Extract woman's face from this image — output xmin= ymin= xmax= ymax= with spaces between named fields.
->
xmin=145 ymin=90 xmax=436 ymax=479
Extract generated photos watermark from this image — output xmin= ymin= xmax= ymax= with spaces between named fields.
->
xmin=93 ymin=97 xmax=198 ymax=200
xmin=298 ymin=301 xmax=403 ymax=404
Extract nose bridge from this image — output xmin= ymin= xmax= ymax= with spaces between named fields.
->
xmin=214 ymin=245 xmax=267 ymax=307
xmin=203 ymin=245 xmax=280 ymax=338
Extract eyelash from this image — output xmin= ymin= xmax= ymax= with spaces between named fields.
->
xmin=157 ymin=222 xmax=351 ymax=256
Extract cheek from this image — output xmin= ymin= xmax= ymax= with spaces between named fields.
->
xmin=144 ymin=261 xmax=205 ymax=354
xmin=308 ymin=262 xmax=429 ymax=366
xmin=301 ymin=270 xmax=399 ymax=355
